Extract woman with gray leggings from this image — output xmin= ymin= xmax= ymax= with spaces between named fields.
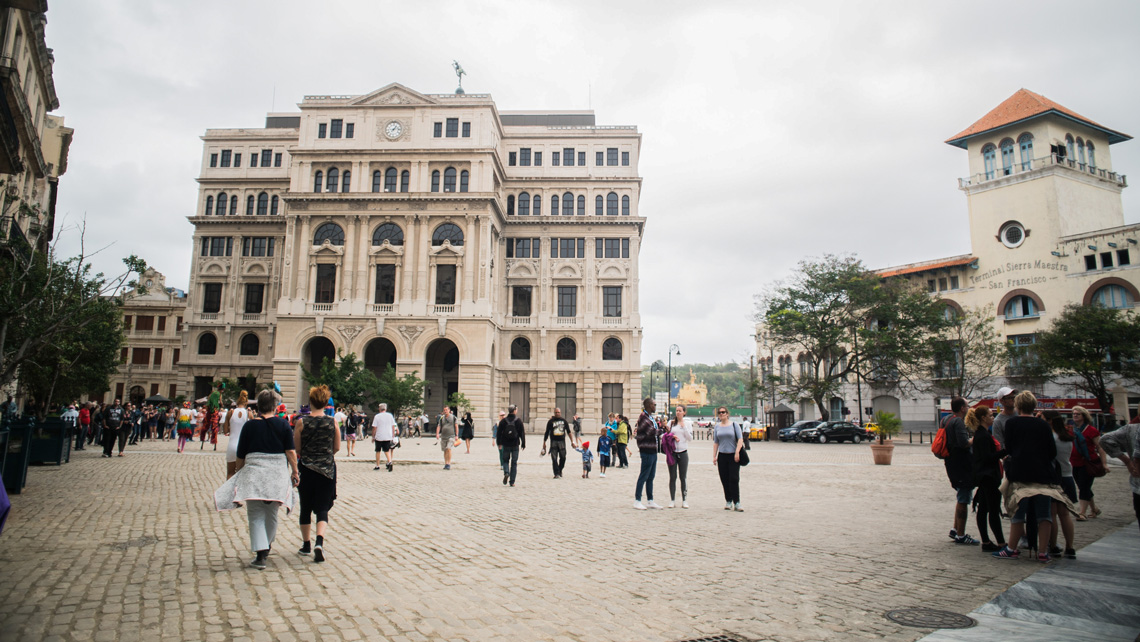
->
xmin=666 ymin=405 xmax=693 ymax=509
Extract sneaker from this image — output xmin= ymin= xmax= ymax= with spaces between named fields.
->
xmin=633 ymin=501 xmax=646 ymax=510
xmin=682 ymin=500 xmax=689 ymax=509
xmin=250 ymin=553 xmax=267 ymax=570
xmin=373 ymin=466 xmax=381 ymax=470
xmin=949 ymin=528 xmax=958 ymax=540
xmin=600 ymin=472 xmax=606 ymax=478
xmin=981 ymin=542 xmax=1002 ymax=552
xmin=1048 ymin=545 xmax=1063 ymax=557
xmin=733 ymin=503 xmax=744 ymax=512
xmin=444 ymin=464 xmax=450 ymax=470
xmin=725 ymin=503 xmax=733 ymax=510
xmin=668 ymin=501 xmax=675 ymax=509
xmin=992 ymin=546 xmax=1020 ymax=559
xmin=298 ymin=542 xmax=312 ymax=556
xmin=313 ymin=544 xmax=325 ymax=563
xmin=647 ymin=501 xmax=663 ymax=509
xmin=1036 ymin=552 xmax=1051 ymax=563
xmin=1018 ymin=536 xmax=1029 ymax=549
xmin=1064 ymin=548 xmax=1076 ymax=559
xmin=503 ymin=473 xmax=509 ymax=485
xmin=955 ymin=534 xmax=980 ymax=545
xmin=387 ymin=462 xmax=392 ymax=472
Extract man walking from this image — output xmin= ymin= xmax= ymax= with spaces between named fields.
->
xmin=371 ymin=403 xmax=397 ymax=472
xmin=542 ymin=407 xmax=576 ymax=479
xmin=436 ymin=405 xmax=458 ymax=470
xmin=102 ymin=399 xmax=125 ymax=458
xmin=496 ymin=405 xmax=525 ymax=486
xmin=944 ymin=397 xmax=979 ymax=545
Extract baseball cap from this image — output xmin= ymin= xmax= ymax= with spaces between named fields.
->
xmin=995 ymin=386 xmax=1017 ymax=398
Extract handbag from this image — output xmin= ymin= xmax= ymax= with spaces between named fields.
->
xmin=733 ymin=423 xmax=750 ymax=467
xmin=1086 ymin=455 xmax=1107 ymax=478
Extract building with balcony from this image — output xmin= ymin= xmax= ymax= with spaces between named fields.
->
xmin=757 ymin=89 xmax=1139 ymax=428
xmin=181 ymin=83 xmax=644 ymax=430
xmin=108 ymin=269 xmax=188 ymax=406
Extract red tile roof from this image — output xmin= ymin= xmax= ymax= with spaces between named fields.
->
xmin=945 ymin=89 xmax=1131 ymax=148
xmin=876 ymin=255 xmax=975 ymax=278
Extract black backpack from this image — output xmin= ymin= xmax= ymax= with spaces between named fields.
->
xmin=500 ymin=417 xmax=519 ymax=442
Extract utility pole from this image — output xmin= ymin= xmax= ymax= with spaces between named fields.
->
xmin=852 ymin=325 xmax=864 ymax=427
xmin=750 ymin=355 xmax=756 ymax=424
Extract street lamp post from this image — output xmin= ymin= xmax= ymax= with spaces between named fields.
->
xmin=761 ymin=331 xmax=776 ymax=439
xmin=666 ymin=344 xmax=680 ymax=418
xmin=649 ymin=361 xmax=661 ymax=408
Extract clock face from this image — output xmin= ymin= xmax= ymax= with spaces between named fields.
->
xmin=385 ymin=121 xmax=403 ymax=139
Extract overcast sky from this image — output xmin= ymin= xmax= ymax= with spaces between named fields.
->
xmin=49 ymin=0 xmax=1140 ymax=368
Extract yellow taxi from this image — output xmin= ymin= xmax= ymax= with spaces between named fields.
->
xmin=746 ymin=425 xmax=768 ymax=441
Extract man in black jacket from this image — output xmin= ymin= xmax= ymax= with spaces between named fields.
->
xmin=542 ymin=408 xmax=577 ymax=479
xmin=102 ymin=399 xmax=125 ymax=458
xmin=496 ymin=405 xmax=526 ymax=486
xmin=944 ymin=397 xmax=979 ymax=545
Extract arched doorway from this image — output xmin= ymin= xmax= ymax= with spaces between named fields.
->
xmin=424 ymin=338 xmax=459 ymax=413
xmin=364 ymin=337 xmax=398 ymax=378
xmin=303 ymin=337 xmax=336 ymax=401
xmin=129 ymin=385 xmax=145 ymax=407
xmin=871 ymin=395 xmax=901 ymax=420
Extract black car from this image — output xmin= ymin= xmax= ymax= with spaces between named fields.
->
xmin=778 ymin=420 xmax=820 ymax=442
xmin=801 ymin=421 xmax=872 ymax=444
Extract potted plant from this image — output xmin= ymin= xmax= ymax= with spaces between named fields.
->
xmin=870 ymin=410 xmax=901 ymax=465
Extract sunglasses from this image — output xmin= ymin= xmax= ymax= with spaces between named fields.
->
xmin=717 ymin=410 xmax=728 ymax=414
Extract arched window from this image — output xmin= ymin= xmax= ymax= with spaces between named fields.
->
xmin=507 ymin=195 xmax=515 ymax=216
xmin=577 ymin=195 xmax=585 ymax=216
xmin=532 ymin=194 xmax=541 ymax=216
xmin=1018 ymin=133 xmax=1033 ymax=171
xmin=607 ymin=192 xmax=618 ymax=216
xmin=229 ymin=195 xmax=237 ymax=215
xmin=371 ymin=222 xmax=404 ymax=246
xmin=556 ymin=337 xmax=576 ymax=360
xmin=432 ymin=223 xmax=464 ymax=246
xmin=622 ymin=195 xmax=630 ymax=216
xmin=385 ymin=168 xmax=398 ymax=193
xmin=551 ymin=194 xmax=559 ymax=215
xmin=1086 ymin=141 xmax=1096 ymax=169
xmin=443 ymin=167 xmax=457 ymax=192
xmin=431 ymin=170 xmax=440 ymax=192
xmin=1004 ymin=295 xmax=1038 ymax=319
xmin=341 ymin=170 xmax=351 ymax=193
xmin=1077 ymin=138 xmax=1086 ymax=166
xmin=326 ymin=168 xmax=339 ymax=193
xmin=246 ymin=195 xmax=254 ymax=215
xmin=999 ymin=139 xmax=1015 ymax=175
xmin=1066 ymin=135 xmax=1075 ymax=161
xmin=239 ymin=333 xmax=259 ymax=356
xmin=400 ymin=170 xmax=409 ymax=193
xmin=197 ymin=333 xmax=217 ymax=355
xmin=313 ymin=222 xmax=345 ymax=246
xmin=518 ymin=192 xmax=530 ymax=216
xmin=205 ymin=195 xmax=213 ymax=215
xmin=314 ymin=171 xmax=323 ymax=193
xmin=982 ymin=144 xmax=996 ymax=179
xmin=1093 ymin=284 xmax=1133 ymax=309
xmin=602 ymin=337 xmax=622 ymax=360
xmin=372 ymin=170 xmax=382 ymax=193
xmin=215 ymin=193 xmax=227 ymax=216
xmin=270 ymin=195 xmax=279 ymax=215
xmin=510 ymin=337 xmax=531 ymax=360
xmin=562 ymin=192 xmax=573 ymax=216
xmin=257 ymin=192 xmax=268 ymax=216
xmin=595 ymin=195 xmax=603 ymax=216
xmin=460 ymin=170 xmax=469 ymax=193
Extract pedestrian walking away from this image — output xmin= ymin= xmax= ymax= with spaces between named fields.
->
xmin=293 ymin=385 xmax=339 ymax=563
xmin=542 ymin=407 xmax=576 ymax=478
xmin=664 ymin=404 xmax=693 ymax=508
xmin=213 ymin=389 xmax=299 ymax=570
xmin=371 ymin=402 xmax=397 ymax=471
xmin=712 ymin=406 xmax=744 ymax=511
xmin=633 ymin=398 xmax=662 ymax=510
xmin=496 ymin=406 xmax=525 ymax=486
xmin=225 ymin=391 xmax=251 ymax=479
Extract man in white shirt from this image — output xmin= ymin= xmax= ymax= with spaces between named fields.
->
xmin=372 ymin=402 xmax=397 ymax=472
xmin=334 ymin=407 xmax=348 ymax=442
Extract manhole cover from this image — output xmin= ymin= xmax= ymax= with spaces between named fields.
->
xmin=110 ymin=536 xmax=160 ymax=551
xmin=885 ymin=607 xmax=976 ymax=629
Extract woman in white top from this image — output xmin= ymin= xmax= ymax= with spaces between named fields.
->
xmin=666 ymin=405 xmax=693 ymax=508
xmin=225 ymin=391 xmax=251 ymax=479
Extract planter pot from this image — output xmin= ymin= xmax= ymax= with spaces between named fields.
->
xmin=870 ymin=440 xmax=894 ymax=466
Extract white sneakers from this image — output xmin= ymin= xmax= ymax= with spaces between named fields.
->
xmin=600 ymin=472 xmax=606 ymax=478
xmin=668 ymin=501 xmax=675 ymax=509
xmin=647 ymin=501 xmax=663 ymax=509
xmin=632 ymin=501 xmax=646 ymax=510
xmin=682 ymin=500 xmax=689 ymax=509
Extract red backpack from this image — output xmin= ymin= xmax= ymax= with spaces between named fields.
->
xmin=931 ymin=417 xmax=950 ymax=459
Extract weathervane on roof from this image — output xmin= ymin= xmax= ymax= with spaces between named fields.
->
xmin=452 ymin=60 xmax=466 ymax=95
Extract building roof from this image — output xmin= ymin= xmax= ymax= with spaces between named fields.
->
xmin=876 ymin=254 xmax=975 ymax=278
xmin=945 ymin=89 xmax=1132 ymax=149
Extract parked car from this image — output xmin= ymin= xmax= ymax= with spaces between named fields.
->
xmin=800 ymin=421 xmax=872 ymax=444
xmin=778 ymin=420 xmax=821 ymax=442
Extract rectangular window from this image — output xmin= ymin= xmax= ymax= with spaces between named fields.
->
xmin=150 ymin=383 xmax=159 ymax=397
xmin=512 ymin=286 xmax=532 ymax=317
xmin=233 ymin=153 xmax=241 ymax=167
xmin=157 ymin=316 xmax=166 ymax=332
xmin=176 ymin=316 xmax=182 ymax=327
xmin=132 ymin=348 xmax=149 ymax=365
xmin=508 ymin=152 xmax=516 ymax=166
xmin=1101 ymin=252 xmax=1114 ymax=268
xmin=595 ymin=238 xmax=603 ymax=258
xmin=556 ymin=383 xmax=577 ymax=418
xmin=519 ymin=148 xmax=531 ymax=166
xmin=514 ymin=238 xmax=532 ymax=258
xmin=560 ymin=238 xmax=575 ymax=258
xmin=446 ymin=118 xmax=459 ymax=137
xmin=315 ymin=265 xmax=337 ymax=304
xmin=119 ymin=350 xmax=127 ymax=365
xmin=226 ymin=237 xmax=233 ymax=257
xmin=153 ymin=348 xmax=163 ymax=367
xmin=552 ymin=151 xmax=560 ymax=166
xmin=461 ymin=122 xmax=471 ymax=137
xmin=274 ymin=153 xmax=282 ymax=167
xmin=603 ymin=286 xmax=622 ymax=317
xmin=220 ymin=150 xmax=231 ymax=167
xmin=250 ymin=153 xmax=258 ymax=168
xmin=1118 ymin=249 xmax=1131 ymax=266
xmin=1009 ymin=334 xmax=1038 ymax=375
xmin=578 ymin=151 xmax=585 ymax=166
xmin=563 ymin=148 xmax=575 ymax=166
xmin=261 ymin=150 xmax=272 ymax=167
xmin=601 ymin=383 xmax=623 ymax=419
xmin=209 ymin=153 xmax=218 ymax=167
xmin=604 ymin=238 xmax=621 ymax=258
xmin=135 ymin=315 xmax=154 ymax=332
xmin=201 ymin=238 xmax=208 ymax=257
xmin=169 ymin=384 xmax=177 ymax=398
xmin=318 ymin=123 xmax=327 ymax=138
xmin=435 ymin=265 xmax=456 ymax=304
xmin=557 ymin=286 xmax=577 ymax=317
xmin=927 ymin=279 xmax=936 ymax=292
xmin=622 ymin=151 xmax=630 ymax=166
xmin=607 ymin=148 xmax=618 ymax=166
xmin=245 ymin=283 xmax=264 ymax=314
xmin=203 ymin=283 xmax=222 ymax=313
xmin=330 ymin=119 xmax=343 ymax=138
xmin=433 ymin=122 xmax=442 ymax=137
xmin=534 ymin=151 xmax=542 ymax=166
xmin=268 ymin=238 xmax=275 ymax=256
xmin=173 ymin=349 xmax=180 ymax=365
xmin=209 ymin=237 xmax=226 ymax=256
xmin=938 ymin=278 xmax=947 ymax=291
xmin=1085 ymin=255 xmax=1097 ymax=271
xmin=115 ymin=382 xmax=125 ymax=399
xmin=596 ymin=151 xmax=604 ymax=166
xmin=622 ymin=238 xmax=629 ymax=258
xmin=950 ymin=275 xmax=959 ymax=289
xmin=345 ymin=123 xmax=354 ymax=138
xmin=375 ymin=265 xmax=396 ymax=304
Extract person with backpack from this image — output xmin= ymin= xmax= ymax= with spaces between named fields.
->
xmin=942 ymin=397 xmax=980 ymax=545
xmin=496 ymin=405 xmax=526 ymax=486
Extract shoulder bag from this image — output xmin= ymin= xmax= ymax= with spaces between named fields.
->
xmin=733 ymin=423 xmax=750 ymax=467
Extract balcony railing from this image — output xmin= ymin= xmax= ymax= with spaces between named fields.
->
xmin=369 ymin=303 xmax=393 ymax=314
xmin=200 ymin=312 xmax=219 ymax=321
xmin=600 ymin=316 xmax=625 ymax=326
xmin=556 ymin=316 xmax=578 ymax=325
xmin=958 ymin=152 xmax=1127 ymax=189
xmin=509 ymin=316 xmax=531 ymax=325
xmin=241 ymin=313 xmax=264 ymax=323
xmin=432 ymin=304 xmax=455 ymax=315
xmin=312 ymin=303 xmax=333 ymax=313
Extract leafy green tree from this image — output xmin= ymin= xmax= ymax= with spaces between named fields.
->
xmin=301 ymin=350 xmax=381 ymax=409
xmin=377 ymin=365 xmax=425 ymax=418
xmin=929 ymin=305 xmax=1009 ymax=399
xmin=447 ymin=391 xmax=475 ymax=415
xmin=1033 ymin=303 xmax=1140 ymax=415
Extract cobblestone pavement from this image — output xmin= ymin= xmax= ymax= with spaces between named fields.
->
xmin=0 ymin=436 xmax=1134 ymax=642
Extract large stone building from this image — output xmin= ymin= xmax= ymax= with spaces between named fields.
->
xmin=107 ymin=268 xmax=187 ymax=405
xmin=758 ymin=89 xmax=1139 ymax=429
xmin=180 ymin=83 xmax=644 ymax=430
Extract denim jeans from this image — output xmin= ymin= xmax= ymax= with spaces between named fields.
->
xmin=499 ymin=447 xmax=519 ymax=484
xmin=635 ymin=450 xmax=657 ymax=501
xmin=548 ymin=440 xmax=567 ymax=476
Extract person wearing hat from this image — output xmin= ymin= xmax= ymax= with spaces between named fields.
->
xmin=992 ymin=386 xmax=1018 ymax=449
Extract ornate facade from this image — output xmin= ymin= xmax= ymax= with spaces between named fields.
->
xmin=182 ymin=83 xmax=644 ymax=431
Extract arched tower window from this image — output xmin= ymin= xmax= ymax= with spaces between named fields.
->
xmin=1018 ymin=133 xmax=1033 ymax=171
xmin=517 ymin=192 xmax=530 ymax=216
xmin=313 ymin=171 xmax=323 ymax=193
xmin=313 ymin=222 xmax=345 ymax=246
xmin=256 ymin=192 xmax=268 ymax=216
xmin=999 ymin=139 xmax=1015 ymax=175
xmin=371 ymin=222 xmax=404 ymax=246
xmin=510 ymin=337 xmax=531 ymax=360
xmin=326 ymin=168 xmax=339 ymax=193
xmin=385 ymin=168 xmax=398 ymax=192
xmin=432 ymin=223 xmax=464 ymax=246
xmin=982 ymin=144 xmax=996 ymax=180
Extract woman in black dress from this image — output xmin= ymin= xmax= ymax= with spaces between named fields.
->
xmin=293 ymin=385 xmax=340 ymax=563
xmin=460 ymin=411 xmax=475 ymax=454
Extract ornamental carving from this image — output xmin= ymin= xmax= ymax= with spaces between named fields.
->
xmin=337 ymin=324 xmax=364 ymax=343
xmin=397 ymin=324 xmax=425 ymax=348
